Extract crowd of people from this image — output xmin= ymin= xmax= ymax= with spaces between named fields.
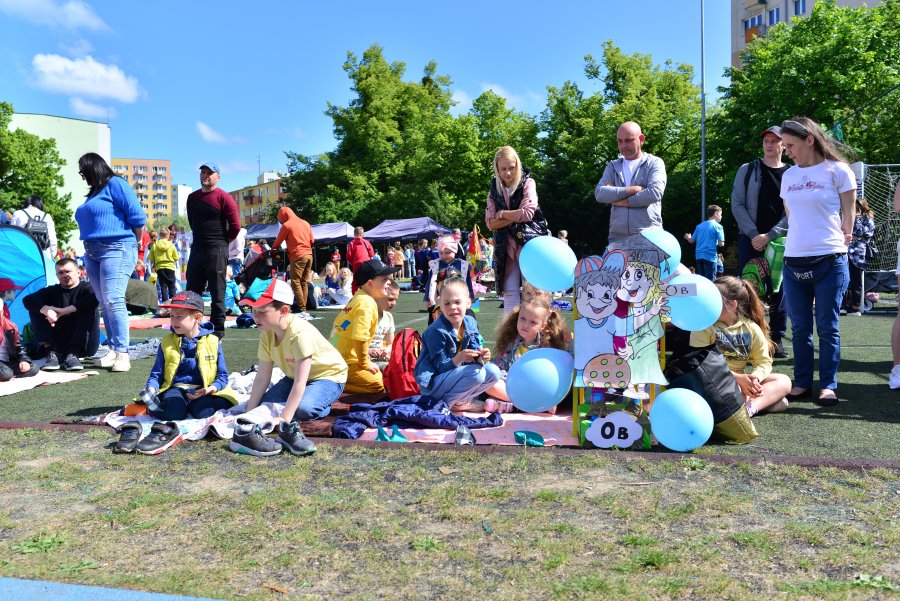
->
xmin=0 ymin=115 xmax=896 ymax=455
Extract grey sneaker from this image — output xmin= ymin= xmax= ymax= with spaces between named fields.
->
xmin=42 ymin=351 xmax=60 ymax=371
xmin=62 ymin=354 xmax=83 ymax=371
xmin=229 ymin=419 xmax=282 ymax=457
xmin=135 ymin=421 xmax=183 ymax=455
xmin=277 ymin=421 xmax=316 ymax=456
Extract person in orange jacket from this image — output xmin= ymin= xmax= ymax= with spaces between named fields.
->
xmin=273 ymin=207 xmax=315 ymax=311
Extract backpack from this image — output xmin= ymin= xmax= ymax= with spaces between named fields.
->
xmin=383 ymin=328 xmax=422 ymax=400
xmin=741 ymin=256 xmax=771 ymax=301
xmin=24 ymin=212 xmax=50 ymax=250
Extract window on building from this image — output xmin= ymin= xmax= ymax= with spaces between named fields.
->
xmin=743 ymin=14 xmax=762 ymax=30
xmin=768 ymin=7 xmax=780 ymax=26
xmin=794 ymin=0 xmax=806 ymax=16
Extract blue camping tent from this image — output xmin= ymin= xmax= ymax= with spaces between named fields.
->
xmin=0 ymin=225 xmax=58 ymax=328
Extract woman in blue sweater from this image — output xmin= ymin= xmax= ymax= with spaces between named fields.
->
xmin=75 ymin=153 xmax=147 ymax=373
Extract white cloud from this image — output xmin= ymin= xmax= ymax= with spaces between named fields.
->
xmin=69 ymin=97 xmax=115 ymax=120
xmin=32 ymin=54 xmax=140 ymax=103
xmin=481 ymin=83 xmax=523 ymax=107
xmin=59 ymin=38 xmax=94 ymax=57
xmin=450 ymin=90 xmax=472 ymax=115
xmin=196 ymin=121 xmax=230 ymax=144
xmin=0 ymin=0 xmax=108 ymax=32
xmin=213 ymin=160 xmax=257 ymax=177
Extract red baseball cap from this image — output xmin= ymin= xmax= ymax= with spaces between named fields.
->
xmin=0 ymin=278 xmax=23 ymax=293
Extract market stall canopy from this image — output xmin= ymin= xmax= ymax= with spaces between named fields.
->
xmin=245 ymin=222 xmax=355 ymax=245
xmin=364 ymin=217 xmax=452 ymax=242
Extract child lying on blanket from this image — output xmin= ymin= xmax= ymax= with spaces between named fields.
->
xmin=114 ymin=291 xmax=237 ymax=456
xmin=232 ymin=278 xmax=348 ymax=457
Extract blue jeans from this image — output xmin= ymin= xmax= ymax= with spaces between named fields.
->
xmin=148 ymin=387 xmax=232 ymax=421
xmin=782 ymin=253 xmax=849 ymax=390
xmin=84 ymin=238 xmax=138 ymax=353
xmin=261 ymin=377 xmax=344 ymax=421
xmin=695 ymin=258 xmax=717 ymax=281
xmin=423 ymin=362 xmax=502 ymax=406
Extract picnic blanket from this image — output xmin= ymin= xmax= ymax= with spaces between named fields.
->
xmin=0 ymin=370 xmax=99 ymax=397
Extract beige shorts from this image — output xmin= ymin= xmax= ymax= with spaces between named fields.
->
xmin=896 ymin=240 xmax=900 ymax=275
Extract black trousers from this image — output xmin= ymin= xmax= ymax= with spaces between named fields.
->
xmin=186 ymin=244 xmax=227 ymax=334
xmin=157 ymin=268 xmax=177 ymax=303
xmin=28 ymin=309 xmax=100 ymax=359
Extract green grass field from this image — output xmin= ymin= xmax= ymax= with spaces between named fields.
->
xmin=0 ymin=289 xmax=898 ymax=462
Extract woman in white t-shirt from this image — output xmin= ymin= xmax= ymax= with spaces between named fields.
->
xmin=779 ymin=117 xmax=856 ymax=407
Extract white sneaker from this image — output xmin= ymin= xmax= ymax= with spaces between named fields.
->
xmin=111 ymin=352 xmax=131 ymax=372
xmin=94 ymin=350 xmax=117 ymax=368
xmin=890 ymin=365 xmax=900 ymax=390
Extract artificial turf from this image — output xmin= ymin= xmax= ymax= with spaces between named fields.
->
xmin=1 ymin=290 xmax=898 ymax=462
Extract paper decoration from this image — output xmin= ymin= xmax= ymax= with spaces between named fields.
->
xmin=585 ymin=411 xmax=643 ymax=448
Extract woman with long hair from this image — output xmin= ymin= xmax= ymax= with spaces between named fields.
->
xmin=778 ymin=117 xmax=856 ymax=407
xmin=75 ymin=152 xmax=147 ymax=372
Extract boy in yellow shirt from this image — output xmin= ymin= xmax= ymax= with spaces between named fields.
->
xmin=331 ymin=259 xmax=400 ymax=394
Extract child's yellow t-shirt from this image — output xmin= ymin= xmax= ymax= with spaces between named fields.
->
xmin=689 ymin=316 xmax=772 ymax=381
xmin=330 ymin=289 xmax=378 ymax=364
xmin=259 ymin=314 xmax=348 ymax=383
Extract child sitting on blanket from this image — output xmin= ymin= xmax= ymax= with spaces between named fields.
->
xmin=485 ymin=296 xmax=570 ymax=413
xmin=415 ymin=275 xmax=501 ymax=413
xmin=115 ymin=291 xmax=238 ymax=456
xmin=369 ymin=279 xmax=399 ymax=371
xmin=326 ymin=267 xmax=353 ymax=306
xmin=235 ymin=278 xmax=348 ymax=456
xmin=0 ymin=298 xmax=38 ymax=382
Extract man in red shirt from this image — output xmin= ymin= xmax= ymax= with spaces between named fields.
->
xmin=186 ymin=162 xmax=241 ymax=338
xmin=273 ymin=207 xmax=315 ymax=311
xmin=346 ymin=226 xmax=374 ymax=294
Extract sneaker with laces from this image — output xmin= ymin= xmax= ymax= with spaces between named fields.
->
xmin=773 ymin=341 xmax=789 ymax=359
xmin=890 ymin=365 xmax=900 ymax=390
xmin=229 ymin=419 xmax=282 ymax=457
xmin=42 ymin=351 xmax=60 ymax=371
xmin=277 ymin=421 xmax=316 ymax=456
xmin=136 ymin=421 xmax=183 ymax=455
xmin=62 ymin=353 xmax=83 ymax=371
xmin=110 ymin=352 xmax=131 ymax=372
xmin=94 ymin=350 xmax=117 ymax=368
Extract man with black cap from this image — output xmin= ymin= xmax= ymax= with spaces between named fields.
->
xmin=330 ymin=258 xmax=400 ymax=394
xmin=185 ymin=162 xmax=241 ymax=338
xmin=732 ymin=125 xmax=790 ymax=357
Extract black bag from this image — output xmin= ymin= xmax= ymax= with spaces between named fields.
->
xmin=24 ymin=213 xmax=51 ymax=250
xmin=663 ymin=345 xmax=758 ymax=444
xmin=509 ymin=207 xmax=550 ymax=245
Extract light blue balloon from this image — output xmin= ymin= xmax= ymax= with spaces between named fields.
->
xmin=649 ymin=388 xmax=714 ymax=452
xmin=507 ymin=348 xmax=574 ymax=413
xmin=519 ymin=236 xmax=578 ymax=292
xmin=664 ymin=273 xmax=723 ymax=332
xmin=640 ymin=228 xmax=682 ymax=279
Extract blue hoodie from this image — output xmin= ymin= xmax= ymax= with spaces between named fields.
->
xmin=146 ymin=321 xmax=229 ymax=392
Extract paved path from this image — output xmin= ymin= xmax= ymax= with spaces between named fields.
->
xmin=0 ymin=578 xmax=224 ymax=601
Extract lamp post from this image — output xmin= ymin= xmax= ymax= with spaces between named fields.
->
xmin=700 ymin=0 xmax=707 ymax=221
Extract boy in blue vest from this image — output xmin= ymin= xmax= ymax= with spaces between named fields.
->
xmin=114 ymin=290 xmax=237 ymax=455
xmin=684 ymin=204 xmax=725 ymax=281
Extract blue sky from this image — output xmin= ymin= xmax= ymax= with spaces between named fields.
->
xmin=0 ymin=0 xmax=732 ymax=192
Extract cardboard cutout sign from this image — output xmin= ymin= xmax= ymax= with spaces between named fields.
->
xmin=585 ymin=411 xmax=644 ymax=448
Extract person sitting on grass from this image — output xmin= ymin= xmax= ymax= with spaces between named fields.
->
xmin=0 ymin=298 xmax=38 ymax=382
xmin=330 ymin=259 xmax=399 ymax=395
xmin=231 ymin=279 xmax=348 ymax=457
xmin=415 ymin=275 xmax=501 ymax=413
xmin=690 ymin=276 xmax=792 ymax=417
xmin=485 ymin=296 xmax=570 ymax=413
xmin=114 ymin=290 xmax=238 ymax=456
xmin=369 ymin=279 xmax=400 ymax=371
xmin=326 ymin=267 xmax=353 ymax=306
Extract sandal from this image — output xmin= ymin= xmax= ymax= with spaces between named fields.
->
xmin=816 ymin=390 xmax=839 ymax=407
xmin=786 ymin=388 xmax=812 ymax=401
xmin=484 ymin=398 xmax=514 ymax=413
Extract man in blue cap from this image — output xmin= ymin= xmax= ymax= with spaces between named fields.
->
xmin=185 ymin=162 xmax=241 ymax=338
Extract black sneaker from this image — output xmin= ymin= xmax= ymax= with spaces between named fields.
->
xmin=113 ymin=422 xmax=142 ymax=454
xmin=773 ymin=342 xmax=789 ymax=359
xmin=62 ymin=354 xmax=83 ymax=371
xmin=277 ymin=421 xmax=316 ymax=456
xmin=229 ymin=419 xmax=282 ymax=457
xmin=42 ymin=351 xmax=60 ymax=371
xmin=135 ymin=421 xmax=183 ymax=455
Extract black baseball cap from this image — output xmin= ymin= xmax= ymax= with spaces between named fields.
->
xmin=353 ymin=259 xmax=401 ymax=286
xmin=159 ymin=290 xmax=204 ymax=312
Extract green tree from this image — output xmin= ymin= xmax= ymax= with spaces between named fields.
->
xmin=539 ymin=41 xmax=702 ymax=254
xmin=151 ymin=214 xmax=190 ymax=233
xmin=0 ymin=102 xmax=76 ymax=243
xmin=710 ymin=0 xmax=900 ymax=211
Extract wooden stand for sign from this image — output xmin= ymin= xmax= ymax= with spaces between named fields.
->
xmin=571 ymin=302 xmax=666 ymax=449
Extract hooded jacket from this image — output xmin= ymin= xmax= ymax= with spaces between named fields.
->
xmin=273 ymin=207 xmax=314 ymax=262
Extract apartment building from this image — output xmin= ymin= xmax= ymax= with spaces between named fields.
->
xmin=229 ymin=172 xmax=285 ymax=226
xmin=731 ymin=0 xmax=880 ymax=68
xmin=112 ymin=158 xmax=173 ymax=225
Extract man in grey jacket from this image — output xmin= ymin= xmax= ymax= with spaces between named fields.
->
xmin=731 ymin=125 xmax=790 ymax=357
xmin=594 ymin=121 xmax=667 ymax=246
